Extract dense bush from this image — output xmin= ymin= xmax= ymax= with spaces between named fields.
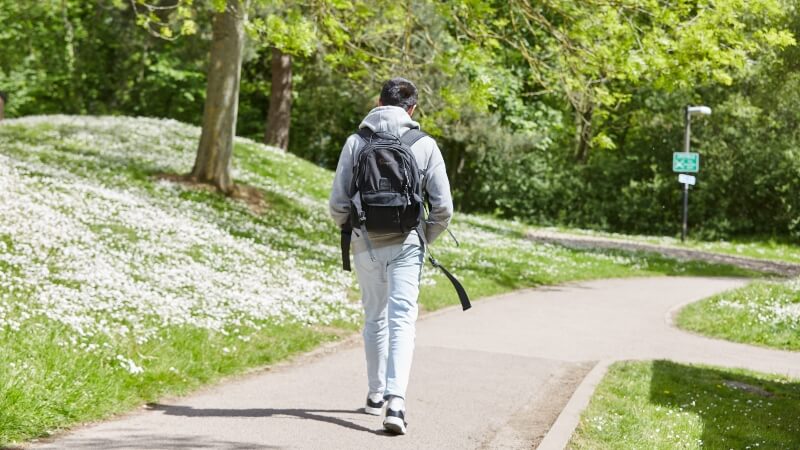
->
xmin=444 ymin=36 xmax=800 ymax=240
xmin=0 ymin=2 xmax=209 ymax=122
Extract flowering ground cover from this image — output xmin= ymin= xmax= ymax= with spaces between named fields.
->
xmin=0 ymin=116 xmax=760 ymax=445
xmin=677 ymin=279 xmax=800 ymax=351
xmin=570 ymin=360 xmax=800 ymax=449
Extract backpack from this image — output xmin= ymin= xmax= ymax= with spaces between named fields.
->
xmin=340 ymin=127 xmax=471 ymax=311
xmin=349 ymin=127 xmax=426 ymax=242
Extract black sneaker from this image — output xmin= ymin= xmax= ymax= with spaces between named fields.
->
xmin=383 ymin=408 xmax=407 ymax=435
xmin=364 ymin=396 xmax=385 ymax=416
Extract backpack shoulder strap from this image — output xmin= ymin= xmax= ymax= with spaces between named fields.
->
xmin=356 ymin=128 xmax=374 ymax=142
xmin=352 ymin=128 xmax=375 ymax=172
xmin=400 ymin=129 xmax=428 ymax=148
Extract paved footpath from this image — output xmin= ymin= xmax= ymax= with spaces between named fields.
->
xmin=33 ymin=277 xmax=800 ymax=450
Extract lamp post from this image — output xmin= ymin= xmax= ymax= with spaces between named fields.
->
xmin=681 ymin=105 xmax=711 ymax=242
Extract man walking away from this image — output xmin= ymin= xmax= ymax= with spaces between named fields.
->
xmin=329 ymin=78 xmax=453 ymax=435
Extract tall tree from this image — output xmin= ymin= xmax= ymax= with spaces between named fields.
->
xmin=189 ymin=0 xmax=250 ymax=192
xmin=132 ymin=0 xmax=399 ymax=191
xmin=251 ymin=0 xmax=407 ymax=150
xmin=264 ymin=47 xmax=292 ymax=149
xmin=246 ymin=5 xmax=316 ymax=151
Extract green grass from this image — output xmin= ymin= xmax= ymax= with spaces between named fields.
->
xmin=543 ymin=226 xmax=800 ymax=265
xmin=677 ymin=280 xmax=800 ymax=351
xmin=689 ymin=239 xmax=800 ymax=265
xmin=0 ymin=116 xmax=769 ymax=445
xmin=0 ymin=319 xmax=340 ymax=444
xmin=570 ymin=360 xmax=800 ymax=449
xmin=418 ymin=233 xmax=762 ymax=311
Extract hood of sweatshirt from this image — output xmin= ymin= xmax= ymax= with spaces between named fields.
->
xmin=358 ymin=105 xmax=420 ymax=136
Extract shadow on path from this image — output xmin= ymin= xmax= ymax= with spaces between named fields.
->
xmin=147 ymin=404 xmax=390 ymax=436
xmin=29 ymin=432 xmax=273 ymax=450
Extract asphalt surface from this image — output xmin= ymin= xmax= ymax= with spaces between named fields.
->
xmin=31 ymin=277 xmax=800 ymax=449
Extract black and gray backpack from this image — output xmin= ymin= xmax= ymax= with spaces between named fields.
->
xmin=340 ymin=127 xmax=471 ymax=311
xmin=349 ymin=128 xmax=426 ymax=244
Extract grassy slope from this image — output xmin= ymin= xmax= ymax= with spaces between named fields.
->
xmin=570 ymin=360 xmax=800 ymax=449
xmin=0 ymin=116 xmax=760 ymax=445
xmin=677 ymin=280 xmax=800 ymax=351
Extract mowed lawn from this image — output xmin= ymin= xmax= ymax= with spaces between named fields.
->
xmin=678 ymin=279 xmax=800 ymax=351
xmin=0 ymin=116 xmax=761 ymax=445
xmin=571 ymin=360 xmax=800 ymax=449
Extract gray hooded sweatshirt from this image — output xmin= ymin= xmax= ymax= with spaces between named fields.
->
xmin=329 ymin=105 xmax=453 ymax=254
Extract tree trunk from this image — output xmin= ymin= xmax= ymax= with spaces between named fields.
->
xmin=190 ymin=0 xmax=249 ymax=193
xmin=574 ymin=103 xmax=594 ymax=163
xmin=264 ymin=47 xmax=292 ymax=150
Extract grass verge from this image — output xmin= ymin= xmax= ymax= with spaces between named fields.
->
xmin=0 ymin=320 xmax=347 ymax=444
xmin=543 ymin=226 xmax=800 ymax=265
xmin=570 ymin=360 xmax=800 ymax=449
xmin=677 ymin=280 xmax=800 ymax=351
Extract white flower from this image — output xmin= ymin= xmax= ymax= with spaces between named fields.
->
xmin=0 ymin=116 xmax=360 ymax=347
xmin=116 ymin=355 xmax=144 ymax=375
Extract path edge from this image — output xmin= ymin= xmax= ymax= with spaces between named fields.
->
xmin=536 ymin=359 xmax=613 ymax=450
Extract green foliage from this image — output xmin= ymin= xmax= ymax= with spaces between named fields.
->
xmin=0 ymin=0 xmax=209 ymax=122
xmin=1 ymin=0 xmax=799 ymax=239
xmin=450 ymin=0 xmax=796 ymax=158
xmin=248 ymin=11 xmax=316 ymax=56
xmin=557 ymin=32 xmax=800 ymax=238
xmin=131 ymin=0 xmax=200 ymax=40
xmin=452 ymin=3 xmax=800 ymax=239
xmin=437 ymin=113 xmax=551 ymax=217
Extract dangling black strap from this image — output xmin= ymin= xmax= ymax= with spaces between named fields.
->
xmin=341 ymin=226 xmax=352 ymax=271
xmin=416 ymin=225 xmax=471 ymax=311
xmin=429 ymin=255 xmax=471 ymax=311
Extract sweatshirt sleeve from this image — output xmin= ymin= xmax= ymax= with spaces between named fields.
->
xmin=329 ymin=135 xmax=358 ymax=227
xmin=422 ymin=139 xmax=454 ymax=244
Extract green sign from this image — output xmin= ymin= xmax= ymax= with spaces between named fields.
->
xmin=673 ymin=152 xmax=700 ymax=173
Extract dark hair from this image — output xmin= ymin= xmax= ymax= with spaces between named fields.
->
xmin=0 ymin=91 xmax=7 ymax=103
xmin=380 ymin=78 xmax=417 ymax=110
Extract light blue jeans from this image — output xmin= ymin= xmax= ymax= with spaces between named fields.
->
xmin=354 ymin=243 xmax=424 ymax=400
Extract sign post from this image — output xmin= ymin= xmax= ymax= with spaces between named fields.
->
xmin=672 ymin=152 xmax=699 ymax=173
xmin=677 ymin=106 xmax=711 ymax=242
